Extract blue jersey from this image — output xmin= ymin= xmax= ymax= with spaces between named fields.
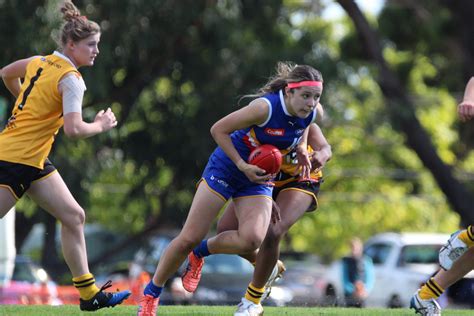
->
xmin=215 ymin=90 xmax=317 ymax=164
xmin=202 ymin=90 xmax=317 ymax=200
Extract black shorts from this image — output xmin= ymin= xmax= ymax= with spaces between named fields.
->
xmin=272 ymin=179 xmax=321 ymax=212
xmin=0 ymin=159 xmax=57 ymax=199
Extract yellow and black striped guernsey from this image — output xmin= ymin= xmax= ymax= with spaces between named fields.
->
xmin=0 ymin=54 xmax=80 ymax=169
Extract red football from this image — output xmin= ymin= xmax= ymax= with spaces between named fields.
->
xmin=248 ymin=144 xmax=282 ymax=174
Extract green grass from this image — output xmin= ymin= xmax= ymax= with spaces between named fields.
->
xmin=0 ymin=305 xmax=472 ymax=316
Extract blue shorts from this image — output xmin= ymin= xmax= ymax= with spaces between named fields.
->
xmin=201 ymin=153 xmax=273 ymax=201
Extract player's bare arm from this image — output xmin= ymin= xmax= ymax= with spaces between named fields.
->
xmin=210 ymin=99 xmax=273 ymax=183
xmin=1 ymin=56 xmax=40 ymax=97
xmin=458 ymin=76 xmax=474 ymax=121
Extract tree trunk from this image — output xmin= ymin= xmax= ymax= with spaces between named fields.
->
xmin=337 ymin=0 xmax=474 ymax=225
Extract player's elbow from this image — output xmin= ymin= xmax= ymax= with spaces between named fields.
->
xmin=63 ymin=113 xmax=87 ymax=139
xmin=1 ymin=66 xmax=11 ymax=79
xmin=210 ymin=122 xmax=219 ymax=139
xmin=63 ymin=123 xmax=82 ymax=139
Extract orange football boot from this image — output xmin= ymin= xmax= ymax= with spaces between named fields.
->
xmin=137 ymin=295 xmax=159 ymax=316
xmin=181 ymin=252 xmax=204 ymax=292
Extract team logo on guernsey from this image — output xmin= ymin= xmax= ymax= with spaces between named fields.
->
xmin=210 ymin=175 xmax=229 ymax=188
xmin=41 ymin=57 xmax=62 ymax=69
xmin=295 ymin=128 xmax=305 ymax=135
xmin=264 ymin=128 xmax=285 ymax=136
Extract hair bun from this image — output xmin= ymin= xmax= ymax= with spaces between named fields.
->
xmin=60 ymin=1 xmax=81 ymax=22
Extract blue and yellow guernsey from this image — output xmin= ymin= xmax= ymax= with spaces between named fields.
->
xmin=212 ymin=90 xmax=318 ymax=183
xmin=0 ymin=52 xmax=80 ymax=169
xmin=273 ymin=145 xmax=323 ymax=187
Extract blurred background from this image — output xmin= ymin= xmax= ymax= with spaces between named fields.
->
xmin=1 ymin=0 xmax=474 ymax=309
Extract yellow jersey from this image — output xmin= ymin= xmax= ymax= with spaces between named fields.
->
xmin=274 ymin=146 xmax=323 ymax=187
xmin=0 ymin=53 xmax=80 ymax=169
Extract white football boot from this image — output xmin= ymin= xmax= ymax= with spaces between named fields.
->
xmin=439 ymin=230 xmax=468 ymax=270
xmin=410 ymin=290 xmax=441 ymax=316
xmin=261 ymin=259 xmax=286 ymax=300
xmin=234 ymin=297 xmax=264 ymax=316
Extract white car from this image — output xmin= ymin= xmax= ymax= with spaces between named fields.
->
xmin=322 ymin=232 xmax=454 ymax=308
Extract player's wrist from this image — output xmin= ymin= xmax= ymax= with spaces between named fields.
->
xmin=236 ymin=159 xmax=247 ymax=171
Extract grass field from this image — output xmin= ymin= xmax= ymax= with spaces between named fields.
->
xmin=0 ymin=305 xmax=472 ymax=316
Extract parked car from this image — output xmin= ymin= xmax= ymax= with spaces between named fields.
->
xmin=0 ymin=255 xmax=61 ymax=305
xmin=127 ymin=233 xmax=260 ymax=305
xmin=193 ymin=253 xmax=254 ymax=305
xmin=266 ymin=251 xmax=327 ymax=307
xmin=320 ymin=232 xmax=474 ymax=308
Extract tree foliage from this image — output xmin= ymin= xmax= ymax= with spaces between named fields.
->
xmin=1 ymin=0 xmax=473 ymax=274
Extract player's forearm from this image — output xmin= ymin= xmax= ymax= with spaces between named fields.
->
xmin=64 ymin=119 xmax=104 ymax=139
xmin=308 ymin=124 xmax=332 ymax=156
xmin=462 ymin=77 xmax=474 ymax=103
xmin=296 ymin=127 xmax=309 ymax=151
xmin=316 ymin=143 xmax=332 ymax=160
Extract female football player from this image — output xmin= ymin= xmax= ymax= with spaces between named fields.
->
xmin=215 ymin=122 xmax=332 ymax=316
xmin=411 ymin=76 xmax=474 ymax=316
xmin=0 ymin=0 xmax=130 ymax=311
xmin=138 ymin=61 xmax=324 ymax=315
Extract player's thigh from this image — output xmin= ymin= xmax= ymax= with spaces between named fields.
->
xmin=179 ymin=181 xmax=226 ymax=242
xmin=26 ymin=171 xmax=83 ymax=223
xmin=216 ymin=201 xmax=238 ymax=233
xmin=273 ymin=189 xmax=314 ymax=233
xmin=0 ymin=187 xmax=17 ymax=218
xmin=234 ymin=196 xmax=272 ymax=241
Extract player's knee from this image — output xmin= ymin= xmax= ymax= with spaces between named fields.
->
xmin=240 ymin=234 xmax=264 ymax=253
xmin=62 ymin=205 xmax=85 ymax=228
xmin=267 ymin=224 xmax=287 ymax=241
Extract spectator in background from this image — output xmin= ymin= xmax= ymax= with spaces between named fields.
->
xmin=341 ymin=237 xmax=375 ymax=307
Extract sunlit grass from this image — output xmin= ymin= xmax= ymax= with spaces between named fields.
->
xmin=0 ymin=305 xmax=472 ymax=316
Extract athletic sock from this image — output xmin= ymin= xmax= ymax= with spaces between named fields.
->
xmin=193 ymin=240 xmax=211 ymax=258
xmin=419 ymin=277 xmax=444 ymax=300
xmin=458 ymin=226 xmax=474 ymax=247
xmin=244 ymin=282 xmax=265 ymax=304
xmin=73 ymin=273 xmax=100 ymax=300
xmin=144 ymin=280 xmax=163 ymax=298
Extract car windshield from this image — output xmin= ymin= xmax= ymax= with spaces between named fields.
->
xmin=203 ymin=254 xmax=253 ymax=274
xmin=364 ymin=243 xmax=392 ymax=265
xmin=398 ymin=244 xmax=441 ymax=265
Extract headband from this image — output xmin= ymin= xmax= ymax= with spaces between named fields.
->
xmin=287 ymin=81 xmax=323 ymax=89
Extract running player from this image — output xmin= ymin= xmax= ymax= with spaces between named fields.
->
xmin=215 ymin=122 xmax=331 ymax=316
xmin=0 ymin=0 xmax=130 ymax=311
xmin=137 ymin=61 xmax=324 ymax=315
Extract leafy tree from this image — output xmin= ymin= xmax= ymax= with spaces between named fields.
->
xmin=2 ymin=0 xmax=473 ymax=277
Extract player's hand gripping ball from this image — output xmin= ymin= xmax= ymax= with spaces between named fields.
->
xmin=248 ymin=144 xmax=282 ymax=174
